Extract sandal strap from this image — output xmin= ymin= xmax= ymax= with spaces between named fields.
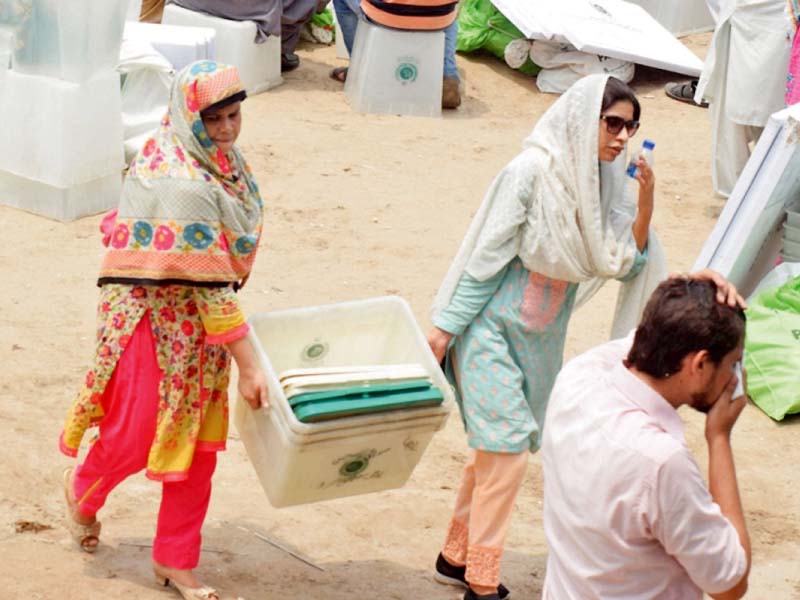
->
xmin=163 ymin=578 xmax=220 ymax=600
xmin=69 ymin=518 xmax=101 ymax=548
xmin=63 ymin=467 xmax=101 ymax=550
xmin=78 ymin=520 xmax=102 ymax=537
xmin=188 ymin=586 xmax=218 ymax=599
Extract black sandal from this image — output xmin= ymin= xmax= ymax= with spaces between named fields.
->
xmin=664 ymin=80 xmax=708 ymax=108
xmin=329 ymin=66 xmax=348 ymax=83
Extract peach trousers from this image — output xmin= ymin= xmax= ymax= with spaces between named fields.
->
xmin=441 ymin=449 xmax=529 ymax=588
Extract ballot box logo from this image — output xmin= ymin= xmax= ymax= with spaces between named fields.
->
xmin=395 ymin=59 xmax=418 ymax=85
xmin=317 ymin=447 xmax=392 ymax=489
xmin=302 ymin=340 xmax=329 ymax=361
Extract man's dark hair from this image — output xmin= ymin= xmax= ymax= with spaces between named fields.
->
xmin=602 ymin=76 xmax=641 ymax=122
xmin=625 ymin=278 xmax=746 ymax=378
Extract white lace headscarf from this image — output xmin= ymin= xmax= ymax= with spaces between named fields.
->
xmin=431 ymin=74 xmax=667 ymax=338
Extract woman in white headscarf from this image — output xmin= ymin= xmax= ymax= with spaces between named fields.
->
xmin=429 ymin=74 xmax=665 ymax=600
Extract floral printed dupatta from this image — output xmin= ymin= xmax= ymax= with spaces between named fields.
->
xmin=99 ymin=61 xmax=263 ymax=287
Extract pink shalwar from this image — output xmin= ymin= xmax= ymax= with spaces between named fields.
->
xmin=70 ymin=312 xmax=217 ymax=569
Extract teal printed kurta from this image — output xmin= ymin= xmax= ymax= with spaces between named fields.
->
xmin=434 ymin=251 xmax=646 ymax=454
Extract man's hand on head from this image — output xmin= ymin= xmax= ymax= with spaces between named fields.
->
xmin=670 ymin=269 xmax=747 ymax=310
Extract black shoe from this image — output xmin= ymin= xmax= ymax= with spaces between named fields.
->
xmin=434 ymin=553 xmax=511 ymax=599
xmin=281 ymin=52 xmax=300 ymax=72
xmin=664 ymin=80 xmax=708 ymax=108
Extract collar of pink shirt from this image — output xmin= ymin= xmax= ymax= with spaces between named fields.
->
xmin=609 ymin=359 xmax=686 ymax=442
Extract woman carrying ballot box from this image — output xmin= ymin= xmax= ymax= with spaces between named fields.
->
xmin=58 ymin=60 xmax=267 ymax=600
xmin=427 ymin=74 xmax=664 ymax=600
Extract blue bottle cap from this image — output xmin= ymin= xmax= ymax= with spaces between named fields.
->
xmin=643 ymin=139 xmax=655 ymax=150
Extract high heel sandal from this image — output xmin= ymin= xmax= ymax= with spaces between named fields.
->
xmin=154 ymin=568 xmax=221 ymax=600
xmin=62 ymin=467 xmax=101 ymax=553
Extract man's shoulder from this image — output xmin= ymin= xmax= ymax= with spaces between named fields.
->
xmin=553 ymin=336 xmax=686 ymax=467
xmin=559 ymin=336 xmax=631 ymax=381
xmin=631 ymin=425 xmax=689 ymax=469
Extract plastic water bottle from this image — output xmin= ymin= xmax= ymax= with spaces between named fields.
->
xmin=733 ymin=361 xmax=744 ymax=399
xmin=626 ymin=139 xmax=655 ymax=179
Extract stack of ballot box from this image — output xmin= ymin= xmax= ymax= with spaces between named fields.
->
xmin=0 ymin=0 xmax=127 ymax=221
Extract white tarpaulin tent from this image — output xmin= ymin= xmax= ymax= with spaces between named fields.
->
xmin=491 ymin=0 xmax=704 ymax=76
xmin=693 ymin=105 xmax=800 ymax=298
xmin=626 ymin=0 xmax=715 ymax=37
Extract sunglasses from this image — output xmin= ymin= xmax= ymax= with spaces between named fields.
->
xmin=600 ymin=114 xmax=640 ymax=136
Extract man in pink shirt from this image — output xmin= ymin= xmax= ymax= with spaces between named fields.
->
xmin=542 ymin=274 xmax=751 ymax=599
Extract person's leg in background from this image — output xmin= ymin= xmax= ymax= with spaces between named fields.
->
xmin=280 ymin=0 xmax=323 ymax=72
xmin=442 ymin=18 xmax=461 ymax=109
xmin=335 ymin=0 xmax=360 ymax=58
xmin=330 ymin=0 xmax=361 ymax=81
xmin=664 ymin=0 xmax=720 ymax=107
xmin=709 ymin=98 xmax=762 ymax=197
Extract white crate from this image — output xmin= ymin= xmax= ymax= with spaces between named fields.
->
xmin=233 ymin=296 xmax=453 ymax=507
xmin=162 ymin=4 xmax=282 ymax=95
xmin=0 ymin=70 xmax=124 ymax=188
xmin=0 ymin=27 xmax=12 ymax=74
xmin=12 ymin=0 xmax=127 ymax=83
xmin=0 ymin=170 xmax=121 ymax=222
xmin=123 ymin=21 xmax=216 ymax=72
xmin=345 ymin=19 xmax=444 ymax=118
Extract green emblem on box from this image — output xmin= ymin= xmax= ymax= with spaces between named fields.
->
xmin=395 ymin=62 xmax=418 ymax=84
xmin=302 ymin=341 xmax=328 ymax=361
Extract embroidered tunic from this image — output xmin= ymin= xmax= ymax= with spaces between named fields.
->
xmin=60 ymin=284 xmax=249 ymax=481
xmin=435 ymin=252 xmax=646 ymax=454
xmin=59 ymin=61 xmax=264 ymax=481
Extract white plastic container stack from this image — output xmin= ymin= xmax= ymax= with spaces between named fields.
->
xmin=162 ymin=4 xmax=282 ymax=95
xmin=234 ymin=296 xmax=453 ymax=508
xmin=0 ymin=70 xmax=123 ymax=186
xmin=0 ymin=0 xmax=126 ymax=221
xmin=0 ymin=169 xmax=122 ymax=222
xmin=119 ymin=38 xmax=174 ymax=163
xmin=0 ymin=27 xmax=12 ymax=74
xmin=124 ymin=21 xmax=216 ymax=72
xmin=345 ymin=19 xmax=444 ymax=118
xmin=12 ymin=0 xmax=127 ymax=83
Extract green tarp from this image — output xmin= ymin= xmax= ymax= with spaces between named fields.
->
xmin=744 ymin=275 xmax=800 ymax=421
xmin=457 ymin=0 xmax=540 ymax=75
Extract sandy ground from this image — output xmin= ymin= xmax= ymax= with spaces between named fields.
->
xmin=1 ymin=32 xmax=799 ymax=600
